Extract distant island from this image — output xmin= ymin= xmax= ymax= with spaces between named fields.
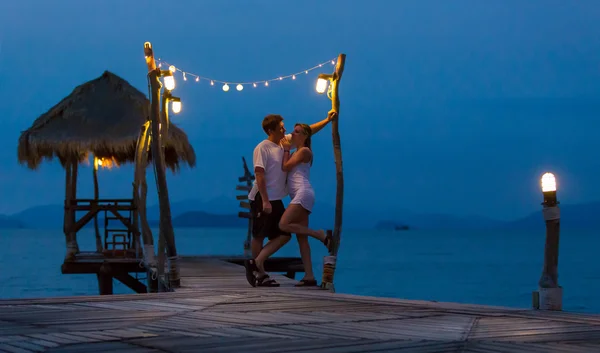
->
xmin=2 ymin=199 xmax=600 ymax=231
xmin=150 ymin=211 xmax=247 ymax=228
xmin=375 ymin=220 xmax=411 ymax=231
xmin=0 ymin=215 xmax=26 ymax=229
xmin=0 ymin=204 xmax=247 ymax=230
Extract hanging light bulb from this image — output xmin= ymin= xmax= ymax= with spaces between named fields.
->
xmin=316 ymin=74 xmax=329 ymax=94
xmin=195 ymin=77 xmax=199 ymax=82
xmin=97 ymin=158 xmax=103 ymax=166
xmin=292 ymin=75 xmax=296 ymax=80
xmin=265 ymin=82 xmax=269 ymax=87
xmin=163 ymin=71 xmax=175 ymax=91
xmin=236 ymin=84 xmax=243 ymax=91
xmin=279 ymin=77 xmax=283 ymax=80
xmin=223 ymin=84 xmax=230 ymax=91
xmin=331 ymin=60 xmax=335 ymax=65
xmin=183 ymin=73 xmax=187 ymax=81
xmin=171 ymin=97 xmax=182 ymax=114
xmin=253 ymin=83 xmax=257 ymax=88
xmin=210 ymin=80 xmax=214 ymax=86
xmin=169 ymin=65 xmax=176 ymax=73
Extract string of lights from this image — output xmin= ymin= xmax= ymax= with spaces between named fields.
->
xmin=156 ymin=57 xmax=337 ymax=92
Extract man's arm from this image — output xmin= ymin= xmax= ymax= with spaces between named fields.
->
xmin=309 ymin=110 xmax=337 ymax=136
xmin=255 ymin=167 xmax=269 ymax=202
xmin=252 ymin=145 xmax=271 ymax=212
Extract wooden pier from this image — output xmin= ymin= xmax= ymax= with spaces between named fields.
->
xmin=2 ymin=258 xmax=600 ymax=352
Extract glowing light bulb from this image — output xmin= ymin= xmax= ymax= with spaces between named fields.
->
xmin=236 ymin=84 xmax=243 ymax=91
xmin=292 ymin=75 xmax=296 ymax=80
xmin=279 ymin=77 xmax=282 ymax=80
xmin=265 ymin=82 xmax=269 ymax=87
xmin=169 ymin=65 xmax=176 ymax=72
xmin=541 ymin=173 xmax=557 ymax=192
xmin=316 ymin=77 xmax=328 ymax=94
xmin=253 ymin=83 xmax=257 ymax=88
xmin=305 ymin=70 xmax=308 ymax=74
xmin=172 ymin=100 xmax=182 ymax=114
xmin=195 ymin=77 xmax=199 ymax=82
xmin=163 ymin=75 xmax=175 ymax=91
xmin=183 ymin=73 xmax=187 ymax=81
xmin=210 ymin=80 xmax=214 ymax=86
xmin=331 ymin=60 xmax=335 ymax=65
xmin=158 ymin=63 xmax=162 ymax=68
xmin=97 ymin=158 xmax=103 ymax=166
xmin=223 ymin=84 xmax=230 ymax=92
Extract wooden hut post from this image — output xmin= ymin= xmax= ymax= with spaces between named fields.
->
xmin=144 ymin=42 xmax=180 ymax=288
xmin=63 ymin=162 xmax=74 ymax=260
xmin=321 ymin=53 xmax=346 ymax=292
xmin=63 ymin=159 xmax=80 ymax=261
xmin=93 ymin=156 xmax=103 ymax=252
xmin=69 ymin=161 xmax=79 ymax=253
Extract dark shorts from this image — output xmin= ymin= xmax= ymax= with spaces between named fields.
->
xmin=250 ymin=192 xmax=292 ymax=240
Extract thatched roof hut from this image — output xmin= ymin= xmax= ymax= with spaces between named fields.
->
xmin=17 ymin=71 xmax=196 ymax=171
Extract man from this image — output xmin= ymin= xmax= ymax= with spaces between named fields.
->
xmin=244 ymin=111 xmax=336 ymax=287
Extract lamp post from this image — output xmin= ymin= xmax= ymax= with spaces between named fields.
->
xmin=144 ymin=42 xmax=181 ymax=289
xmin=315 ymin=54 xmax=346 ymax=291
xmin=534 ymin=172 xmax=562 ymax=310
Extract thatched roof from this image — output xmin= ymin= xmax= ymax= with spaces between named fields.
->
xmin=17 ymin=71 xmax=196 ymax=171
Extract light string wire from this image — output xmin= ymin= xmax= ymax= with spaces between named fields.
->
xmin=156 ymin=57 xmax=337 ymax=89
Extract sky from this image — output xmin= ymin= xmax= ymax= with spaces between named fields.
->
xmin=0 ymin=0 xmax=599 ymax=221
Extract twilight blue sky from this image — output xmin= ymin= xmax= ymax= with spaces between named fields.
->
xmin=1 ymin=0 xmax=599 ymax=221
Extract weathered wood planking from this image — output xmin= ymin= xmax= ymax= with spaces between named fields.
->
xmin=1 ymin=259 xmax=600 ymax=352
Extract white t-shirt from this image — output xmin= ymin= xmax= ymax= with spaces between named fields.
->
xmin=248 ymin=134 xmax=292 ymax=201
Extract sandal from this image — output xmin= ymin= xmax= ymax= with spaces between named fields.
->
xmin=256 ymin=274 xmax=280 ymax=287
xmin=295 ymin=279 xmax=318 ymax=287
xmin=323 ymin=230 xmax=334 ymax=253
xmin=244 ymin=259 xmax=259 ymax=287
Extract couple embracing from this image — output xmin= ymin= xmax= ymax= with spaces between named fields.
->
xmin=244 ymin=111 xmax=337 ymax=287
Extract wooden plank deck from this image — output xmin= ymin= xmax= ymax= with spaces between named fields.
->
xmin=1 ymin=258 xmax=600 ymax=352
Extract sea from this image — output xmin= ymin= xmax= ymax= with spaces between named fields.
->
xmin=1 ymin=227 xmax=598 ymax=314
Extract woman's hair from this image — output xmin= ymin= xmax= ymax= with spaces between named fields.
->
xmin=295 ymin=123 xmax=313 ymax=165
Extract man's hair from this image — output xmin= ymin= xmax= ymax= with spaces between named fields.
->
xmin=262 ymin=114 xmax=284 ymax=135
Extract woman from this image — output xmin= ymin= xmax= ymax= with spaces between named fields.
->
xmin=279 ymin=123 xmax=334 ymax=287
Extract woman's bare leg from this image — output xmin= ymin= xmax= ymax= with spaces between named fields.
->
xmin=296 ymin=209 xmax=315 ymax=281
xmin=279 ymin=204 xmax=327 ymax=243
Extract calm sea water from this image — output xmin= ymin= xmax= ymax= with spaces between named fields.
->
xmin=1 ymin=227 xmax=598 ymax=313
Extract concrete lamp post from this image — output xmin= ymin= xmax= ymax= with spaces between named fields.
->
xmin=533 ymin=172 xmax=562 ymax=310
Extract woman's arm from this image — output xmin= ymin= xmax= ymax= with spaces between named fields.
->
xmin=282 ymin=147 xmax=312 ymax=172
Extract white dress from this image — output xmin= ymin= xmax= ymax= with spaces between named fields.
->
xmin=287 ymin=160 xmax=315 ymax=212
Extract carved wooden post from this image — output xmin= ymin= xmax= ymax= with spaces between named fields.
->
xmin=144 ymin=42 xmax=180 ymax=288
xmin=237 ymin=157 xmax=255 ymax=256
xmin=321 ymin=53 xmax=346 ymax=291
xmin=134 ymin=122 xmax=156 ymax=274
